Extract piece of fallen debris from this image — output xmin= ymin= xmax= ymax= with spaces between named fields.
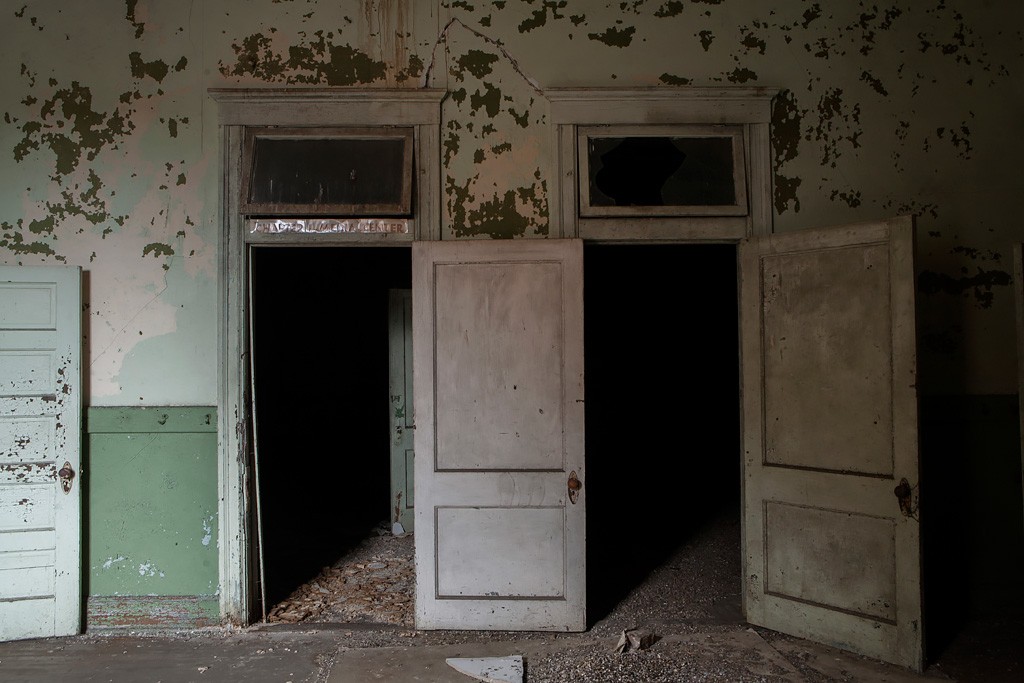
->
xmin=446 ymin=655 xmax=524 ymax=683
xmin=613 ymin=628 xmax=659 ymax=653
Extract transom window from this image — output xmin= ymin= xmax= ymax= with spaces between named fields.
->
xmin=240 ymin=126 xmax=414 ymax=217
xmin=579 ymin=125 xmax=747 ymax=217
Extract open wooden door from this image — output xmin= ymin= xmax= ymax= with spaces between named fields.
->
xmin=388 ymin=288 xmax=414 ymax=534
xmin=1015 ymin=243 xmax=1023 ymax=532
xmin=740 ymin=217 xmax=923 ymax=670
xmin=0 ymin=265 xmax=82 ymax=641
xmin=413 ymin=239 xmax=585 ymax=631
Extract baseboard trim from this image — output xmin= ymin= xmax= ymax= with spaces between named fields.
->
xmin=86 ymin=595 xmax=220 ymax=630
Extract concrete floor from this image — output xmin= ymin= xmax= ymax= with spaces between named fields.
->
xmin=0 ymin=621 xmax=998 ymax=683
xmin=2 ymin=510 xmax=1018 ymax=682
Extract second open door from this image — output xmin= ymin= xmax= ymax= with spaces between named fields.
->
xmin=411 ymin=221 xmax=923 ymax=668
xmin=739 ymin=216 xmax=923 ymax=671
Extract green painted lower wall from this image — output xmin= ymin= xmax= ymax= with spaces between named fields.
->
xmin=77 ymin=398 xmax=1022 ymax=635
xmin=85 ymin=406 xmax=219 ymax=629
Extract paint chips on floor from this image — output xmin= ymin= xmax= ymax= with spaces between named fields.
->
xmin=266 ymin=531 xmax=414 ymax=626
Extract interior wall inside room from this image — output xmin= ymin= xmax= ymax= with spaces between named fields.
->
xmin=583 ymin=243 xmax=741 ymax=623
xmin=1 ymin=0 xmax=1020 ymax=636
xmin=3 ymin=1 xmax=1019 ymax=404
xmin=250 ymin=246 xmax=412 ymax=606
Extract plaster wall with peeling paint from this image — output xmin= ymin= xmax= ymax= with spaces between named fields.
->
xmin=1 ymin=0 xmax=1021 ymax=624
xmin=2 ymin=1 xmax=1020 ymax=399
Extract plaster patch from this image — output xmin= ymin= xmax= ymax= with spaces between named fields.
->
xmin=125 ymin=0 xmax=145 ymax=38
xmin=587 ymin=25 xmax=635 ymax=47
xmin=436 ymin=22 xmax=550 ymax=239
xmin=201 ymin=516 xmax=214 ymax=547
xmin=828 ymin=189 xmax=862 ymax=209
xmin=11 ymin=79 xmax=135 ymax=178
xmin=517 ymin=1 xmax=567 ymax=33
xmin=654 ymin=2 xmax=685 ymax=18
xmin=659 ymin=73 xmax=691 ymax=85
xmin=128 ymin=53 xmax=170 ymax=83
xmin=809 ymin=87 xmax=861 ymax=168
xmin=860 ymin=70 xmax=888 ymax=96
xmin=218 ymin=16 xmax=423 ymax=87
xmin=219 ymin=31 xmax=390 ymax=85
xmin=771 ymin=90 xmax=802 ymax=215
xmin=137 ymin=561 xmax=166 ymax=578
xmin=101 ymin=555 xmax=127 ymax=570
xmin=726 ymin=67 xmax=757 ymax=83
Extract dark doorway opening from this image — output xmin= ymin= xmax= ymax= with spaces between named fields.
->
xmin=249 ymin=246 xmax=412 ymax=612
xmin=248 ymin=241 xmax=742 ymax=629
xmin=583 ymin=243 xmax=741 ymax=627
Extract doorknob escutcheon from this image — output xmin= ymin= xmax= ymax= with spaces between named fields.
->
xmin=58 ymin=461 xmax=75 ymax=495
xmin=567 ymin=470 xmax=582 ymax=504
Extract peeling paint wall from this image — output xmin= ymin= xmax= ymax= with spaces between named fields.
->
xmin=1 ymin=0 xmax=1020 ymax=630
xmin=2 ymin=1 xmax=1020 ymax=400
xmin=1 ymin=2 xmax=214 ymax=404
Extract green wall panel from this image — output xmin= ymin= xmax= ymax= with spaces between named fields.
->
xmin=86 ymin=407 xmax=218 ymax=599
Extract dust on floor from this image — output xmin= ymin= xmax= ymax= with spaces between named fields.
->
xmin=266 ymin=529 xmax=414 ymax=627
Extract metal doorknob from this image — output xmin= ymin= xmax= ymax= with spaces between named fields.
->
xmin=567 ymin=470 xmax=582 ymax=504
xmin=894 ymin=477 xmax=915 ymax=518
xmin=58 ymin=461 xmax=75 ymax=494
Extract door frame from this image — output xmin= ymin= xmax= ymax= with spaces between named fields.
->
xmin=210 ymin=88 xmax=444 ymax=623
xmin=210 ymin=87 xmax=774 ymax=624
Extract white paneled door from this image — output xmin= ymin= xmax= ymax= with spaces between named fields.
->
xmin=413 ymin=239 xmax=585 ymax=631
xmin=740 ymin=218 xmax=923 ymax=671
xmin=389 ymin=288 xmax=415 ymax=533
xmin=0 ymin=265 xmax=82 ymax=641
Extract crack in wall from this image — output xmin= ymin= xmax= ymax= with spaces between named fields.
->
xmin=421 ymin=17 xmax=542 ymax=93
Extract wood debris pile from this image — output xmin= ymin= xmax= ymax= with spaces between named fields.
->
xmin=266 ymin=532 xmax=414 ymax=626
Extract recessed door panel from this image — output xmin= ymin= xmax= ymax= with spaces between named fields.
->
xmin=414 ymin=239 xmax=585 ymax=631
xmin=741 ymin=218 xmax=922 ymax=670
xmin=761 ymin=244 xmax=894 ymax=476
xmin=0 ymin=265 xmax=81 ymax=642
xmin=433 ymin=261 xmax=564 ymax=472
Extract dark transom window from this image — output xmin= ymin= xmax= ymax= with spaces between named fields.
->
xmin=578 ymin=126 xmax=747 ymax=218
xmin=241 ymin=127 xmax=414 ymax=216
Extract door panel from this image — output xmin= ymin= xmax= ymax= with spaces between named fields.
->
xmin=761 ymin=242 xmax=894 ymax=475
xmin=1015 ymin=243 xmax=1023 ymax=531
xmin=740 ymin=218 xmax=922 ymax=670
xmin=413 ymin=239 xmax=585 ymax=631
xmin=389 ymin=289 xmax=415 ymax=533
xmin=0 ymin=266 xmax=82 ymax=641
